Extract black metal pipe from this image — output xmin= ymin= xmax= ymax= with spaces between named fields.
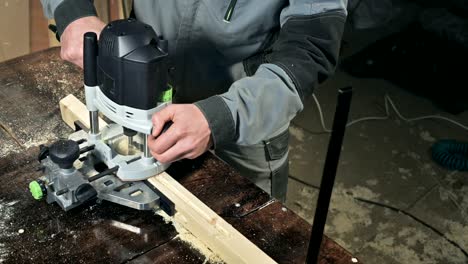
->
xmin=88 ymin=166 xmax=119 ymax=182
xmin=306 ymin=87 xmax=353 ymax=264
xmin=87 ymin=157 xmax=140 ymax=182
xmin=56 ymin=188 xmax=69 ymax=196
xmin=75 ymin=139 xmax=87 ymax=145
xmin=79 ymin=145 xmax=95 ymax=154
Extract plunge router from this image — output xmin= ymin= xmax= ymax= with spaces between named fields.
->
xmin=29 ymin=19 xmax=173 ymax=212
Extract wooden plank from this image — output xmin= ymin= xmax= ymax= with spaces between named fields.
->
xmin=59 ymin=94 xmax=277 ymax=264
xmin=60 ymin=94 xmax=106 ymax=131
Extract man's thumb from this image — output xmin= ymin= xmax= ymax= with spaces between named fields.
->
xmin=151 ymin=105 xmax=175 ymax=137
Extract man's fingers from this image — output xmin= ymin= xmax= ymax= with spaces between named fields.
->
xmin=59 ymin=16 xmax=105 ymax=68
xmin=152 ymin=105 xmax=175 ymax=137
xmin=148 ymin=104 xmax=211 ymax=164
xmin=151 ymin=141 xmax=191 ymax=163
xmin=148 ymin=125 xmax=179 ymax=154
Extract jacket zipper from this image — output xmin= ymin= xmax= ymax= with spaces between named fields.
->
xmin=223 ymin=0 xmax=238 ymax=23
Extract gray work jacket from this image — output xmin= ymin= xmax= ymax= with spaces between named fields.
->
xmin=41 ymin=0 xmax=347 ymax=148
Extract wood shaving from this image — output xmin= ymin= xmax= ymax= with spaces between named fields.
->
xmin=155 ymin=209 xmax=224 ymax=264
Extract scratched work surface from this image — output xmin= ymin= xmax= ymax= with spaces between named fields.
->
xmin=0 ymin=48 xmax=356 ymax=263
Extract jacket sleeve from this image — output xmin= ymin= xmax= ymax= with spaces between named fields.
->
xmin=195 ymin=0 xmax=347 ymax=147
xmin=40 ymin=0 xmax=97 ymax=36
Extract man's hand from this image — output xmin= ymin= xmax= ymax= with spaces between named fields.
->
xmin=148 ymin=104 xmax=212 ymax=163
xmin=60 ymin=16 xmax=106 ymax=68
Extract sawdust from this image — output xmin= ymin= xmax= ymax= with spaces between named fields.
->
xmin=1 ymin=94 xmax=74 ymax=157
xmin=5 ymin=50 xmax=81 ymax=152
xmin=0 ymin=51 xmax=81 ymax=159
xmin=0 ymin=133 xmax=63 ymax=159
xmin=23 ymin=138 xmax=51 ymax=149
xmin=0 ymin=243 xmax=7 ymax=264
xmin=0 ymin=200 xmax=15 ymax=235
xmin=0 ymin=199 xmax=18 ymax=262
xmin=26 ymin=58 xmax=83 ymax=103
xmin=0 ymin=143 xmax=21 ymax=157
xmin=155 ymin=209 xmax=224 ymax=264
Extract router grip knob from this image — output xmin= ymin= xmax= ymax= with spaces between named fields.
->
xmin=84 ymin=32 xmax=98 ymax=86
xmin=49 ymin=140 xmax=80 ymax=169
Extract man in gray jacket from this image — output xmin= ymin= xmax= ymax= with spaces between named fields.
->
xmin=41 ymin=0 xmax=347 ymax=202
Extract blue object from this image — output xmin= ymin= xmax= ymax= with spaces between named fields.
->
xmin=432 ymin=140 xmax=468 ymax=171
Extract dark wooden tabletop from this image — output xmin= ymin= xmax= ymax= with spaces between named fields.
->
xmin=0 ymin=48 xmax=356 ymax=264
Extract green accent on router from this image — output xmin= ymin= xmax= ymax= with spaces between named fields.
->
xmin=29 ymin=181 xmax=44 ymax=200
xmin=161 ymin=84 xmax=173 ymax=102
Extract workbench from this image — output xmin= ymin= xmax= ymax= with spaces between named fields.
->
xmin=0 ymin=48 xmax=356 ymax=263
